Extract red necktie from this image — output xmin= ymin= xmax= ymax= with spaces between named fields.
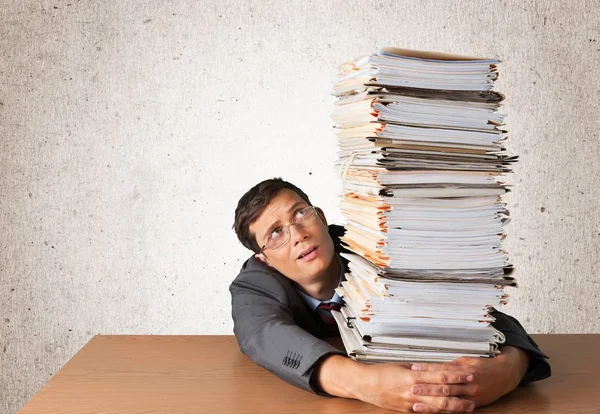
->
xmin=316 ymin=302 xmax=342 ymax=329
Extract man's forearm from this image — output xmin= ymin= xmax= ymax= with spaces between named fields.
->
xmin=498 ymin=346 xmax=530 ymax=393
xmin=313 ymin=354 xmax=367 ymax=399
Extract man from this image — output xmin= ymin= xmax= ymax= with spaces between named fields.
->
xmin=230 ymin=178 xmax=550 ymax=413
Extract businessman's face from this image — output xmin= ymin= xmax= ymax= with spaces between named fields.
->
xmin=250 ymin=189 xmax=337 ymax=287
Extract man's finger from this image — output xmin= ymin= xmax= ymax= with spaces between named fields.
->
xmin=412 ymin=383 xmax=474 ymax=397
xmin=410 ymin=402 xmax=447 ymax=413
xmin=415 ymin=370 xmax=475 ymax=385
xmin=450 ymin=356 xmax=476 ymax=365
xmin=413 ymin=396 xmax=475 ymax=413
xmin=412 ymin=362 xmax=463 ymax=372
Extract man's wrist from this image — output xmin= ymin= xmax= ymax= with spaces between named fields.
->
xmin=499 ymin=346 xmax=530 ymax=392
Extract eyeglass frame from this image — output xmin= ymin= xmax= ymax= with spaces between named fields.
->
xmin=258 ymin=205 xmax=320 ymax=254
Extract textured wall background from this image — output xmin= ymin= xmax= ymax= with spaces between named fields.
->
xmin=1 ymin=0 xmax=599 ymax=412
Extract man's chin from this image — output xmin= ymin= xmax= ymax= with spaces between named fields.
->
xmin=296 ymin=256 xmax=332 ymax=278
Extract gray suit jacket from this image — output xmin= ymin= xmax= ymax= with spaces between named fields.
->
xmin=230 ymin=225 xmax=550 ymax=393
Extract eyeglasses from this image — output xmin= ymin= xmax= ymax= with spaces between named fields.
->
xmin=259 ymin=206 xmax=319 ymax=253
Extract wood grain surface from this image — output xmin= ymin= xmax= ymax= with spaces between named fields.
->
xmin=18 ymin=334 xmax=599 ymax=413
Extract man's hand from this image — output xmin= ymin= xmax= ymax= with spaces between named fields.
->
xmin=315 ymin=355 xmax=476 ymax=412
xmin=410 ymin=346 xmax=530 ymax=408
xmin=359 ymin=362 xmax=477 ymax=412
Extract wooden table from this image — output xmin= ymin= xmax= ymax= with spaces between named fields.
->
xmin=19 ymin=335 xmax=598 ymax=413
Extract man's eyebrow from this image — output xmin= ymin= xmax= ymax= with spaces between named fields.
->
xmin=286 ymin=201 xmax=306 ymax=214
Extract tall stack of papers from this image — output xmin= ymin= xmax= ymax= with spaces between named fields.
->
xmin=330 ymin=48 xmax=517 ymax=362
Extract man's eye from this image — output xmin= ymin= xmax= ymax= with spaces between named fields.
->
xmin=294 ymin=209 xmax=307 ymax=220
xmin=269 ymin=228 xmax=282 ymax=240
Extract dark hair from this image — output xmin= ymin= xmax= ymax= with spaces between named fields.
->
xmin=234 ymin=178 xmax=312 ymax=253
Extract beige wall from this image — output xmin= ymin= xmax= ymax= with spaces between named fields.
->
xmin=1 ymin=0 xmax=599 ymax=412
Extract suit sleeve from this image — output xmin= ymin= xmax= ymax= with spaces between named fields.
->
xmin=490 ymin=309 xmax=551 ymax=384
xmin=230 ymin=270 xmax=344 ymax=393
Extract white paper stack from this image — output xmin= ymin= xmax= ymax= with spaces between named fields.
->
xmin=331 ymin=48 xmax=517 ymax=362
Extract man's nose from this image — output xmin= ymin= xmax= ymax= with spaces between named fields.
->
xmin=290 ymin=223 xmax=309 ymax=246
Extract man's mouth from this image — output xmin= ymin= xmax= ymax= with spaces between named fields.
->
xmin=298 ymin=246 xmax=318 ymax=260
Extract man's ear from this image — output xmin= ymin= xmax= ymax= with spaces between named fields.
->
xmin=316 ymin=207 xmax=328 ymax=226
xmin=255 ymin=252 xmax=269 ymax=265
